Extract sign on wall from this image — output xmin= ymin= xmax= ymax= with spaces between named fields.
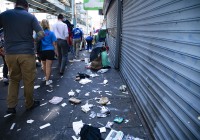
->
xmin=83 ymin=0 xmax=104 ymax=10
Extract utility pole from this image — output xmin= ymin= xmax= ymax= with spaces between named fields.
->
xmin=71 ymin=0 xmax=76 ymax=27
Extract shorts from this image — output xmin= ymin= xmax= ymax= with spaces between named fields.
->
xmin=40 ymin=50 xmax=55 ymax=61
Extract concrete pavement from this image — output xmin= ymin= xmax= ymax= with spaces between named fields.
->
xmin=0 ymin=51 xmax=153 ymax=140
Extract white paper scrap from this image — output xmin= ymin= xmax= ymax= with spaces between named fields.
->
xmin=4 ymin=113 xmax=12 ymax=118
xmin=76 ymin=89 xmax=81 ymax=93
xmin=72 ymin=136 xmax=80 ymax=140
xmin=198 ymin=116 xmax=200 ymax=120
xmin=68 ymin=90 xmax=75 ymax=96
xmin=72 ymin=120 xmax=84 ymax=135
xmin=49 ymin=96 xmax=63 ymax=104
xmin=79 ymin=78 xmax=92 ymax=85
xmin=103 ymin=80 xmax=108 ymax=84
xmin=99 ymin=127 xmax=106 ymax=133
xmin=61 ymin=103 xmax=67 ymax=107
xmin=27 ymin=119 xmax=34 ymax=124
xmin=40 ymin=102 xmax=48 ymax=106
xmin=85 ymin=92 xmax=90 ymax=96
xmin=81 ymin=103 xmax=93 ymax=113
xmin=34 ymin=85 xmax=40 ymax=89
xmin=40 ymin=123 xmax=51 ymax=129
xmin=10 ymin=123 xmax=16 ymax=130
xmin=47 ymin=90 xmax=53 ymax=92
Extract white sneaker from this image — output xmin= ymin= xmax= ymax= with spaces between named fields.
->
xmin=3 ymin=78 xmax=9 ymax=83
xmin=46 ymin=80 xmax=53 ymax=85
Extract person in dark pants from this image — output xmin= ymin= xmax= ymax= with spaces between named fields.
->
xmin=85 ymin=32 xmax=93 ymax=51
xmin=0 ymin=0 xmax=44 ymax=114
xmin=52 ymin=14 xmax=69 ymax=75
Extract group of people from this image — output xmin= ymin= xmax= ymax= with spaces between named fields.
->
xmin=0 ymin=0 xmax=109 ymax=114
xmin=0 ymin=0 xmax=83 ymax=114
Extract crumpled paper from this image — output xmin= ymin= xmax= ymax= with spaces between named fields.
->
xmin=49 ymin=96 xmax=63 ymax=104
xmin=72 ymin=120 xmax=84 ymax=135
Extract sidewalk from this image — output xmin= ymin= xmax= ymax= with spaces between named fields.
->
xmin=0 ymin=51 xmax=153 ymax=140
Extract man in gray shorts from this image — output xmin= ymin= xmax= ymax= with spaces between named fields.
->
xmin=0 ymin=0 xmax=44 ymax=114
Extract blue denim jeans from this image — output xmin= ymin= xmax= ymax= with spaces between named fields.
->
xmin=57 ymin=39 xmax=69 ymax=73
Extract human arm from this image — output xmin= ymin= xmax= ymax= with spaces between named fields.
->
xmin=53 ymin=42 xmax=58 ymax=57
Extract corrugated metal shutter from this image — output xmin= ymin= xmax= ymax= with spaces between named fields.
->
xmin=120 ymin=0 xmax=200 ymax=139
xmin=106 ymin=0 xmax=117 ymax=64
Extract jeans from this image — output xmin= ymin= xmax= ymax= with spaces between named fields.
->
xmin=86 ymin=40 xmax=92 ymax=50
xmin=57 ymin=39 xmax=69 ymax=73
xmin=5 ymin=54 xmax=36 ymax=109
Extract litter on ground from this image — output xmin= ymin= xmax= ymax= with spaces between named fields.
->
xmin=69 ymin=97 xmax=81 ymax=104
xmin=10 ymin=123 xmax=16 ymax=130
xmin=68 ymin=90 xmax=75 ymax=96
xmin=49 ymin=96 xmax=63 ymax=104
xmin=40 ymin=123 xmax=51 ymax=129
xmin=72 ymin=120 xmax=84 ymax=135
xmin=27 ymin=119 xmax=34 ymax=124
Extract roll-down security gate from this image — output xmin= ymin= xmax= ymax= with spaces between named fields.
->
xmin=104 ymin=0 xmax=200 ymax=139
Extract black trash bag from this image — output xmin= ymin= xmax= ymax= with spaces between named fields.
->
xmin=80 ymin=125 xmax=103 ymax=140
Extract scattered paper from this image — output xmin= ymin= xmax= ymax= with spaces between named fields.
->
xmin=119 ymin=85 xmax=127 ymax=92
xmin=72 ymin=136 xmax=80 ymax=140
xmin=49 ymin=96 xmax=63 ymax=104
xmin=40 ymin=102 xmax=48 ymax=106
xmin=61 ymin=103 xmax=67 ymax=107
xmin=34 ymin=85 xmax=40 ymax=89
xmin=68 ymin=90 xmax=75 ymax=96
xmin=4 ymin=113 xmax=12 ymax=118
xmin=76 ymin=89 xmax=81 ymax=93
xmin=105 ymin=130 xmax=124 ymax=140
xmin=27 ymin=119 xmax=34 ymax=124
xmin=40 ymin=123 xmax=51 ymax=129
xmin=97 ymin=69 xmax=109 ymax=73
xmin=79 ymin=78 xmax=92 ymax=85
xmin=103 ymin=80 xmax=108 ymax=84
xmin=10 ymin=123 xmax=16 ymax=130
xmin=69 ymin=97 xmax=81 ymax=104
xmin=21 ymin=86 xmax=24 ymax=89
xmin=105 ymin=121 xmax=114 ymax=129
xmin=125 ymin=119 xmax=129 ymax=123
xmin=85 ymin=92 xmax=90 ymax=96
xmin=47 ymin=90 xmax=53 ymax=92
xmin=198 ymin=116 xmax=200 ymax=120
xmin=81 ymin=102 xmax=93 ymax=113
xmin=72 ymin=120 xmax=84 ymax=135
xmin=89 ymin=111 xmax=96 ymax=118
xmin=17 ymin=128 xmax=21 ymax=131
xmin=99 ymin=127 xmax=106 ymax=133
xmin=90 ymin=73 xmax=99 ymax=78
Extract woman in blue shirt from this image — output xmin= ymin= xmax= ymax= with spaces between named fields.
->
xmin=40 ymin=19 xmax=58 ymax=85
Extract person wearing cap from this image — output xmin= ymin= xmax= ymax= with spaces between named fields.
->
xmin=0 ymin=0 xmax=44 ymax=114
xmin=52 ymin=14 xmax=69 ymax=75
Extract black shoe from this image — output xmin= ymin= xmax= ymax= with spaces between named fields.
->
xmin=26 ymin=101 xmax=40 ymax=111
xmin=6 ymin=108 xmax=16 ymax=114
xmin=59 ymin=72 xmax=64 ymax=76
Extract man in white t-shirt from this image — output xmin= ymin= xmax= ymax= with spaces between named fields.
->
xmin=52 ymin=14 xmax=69 ymax=75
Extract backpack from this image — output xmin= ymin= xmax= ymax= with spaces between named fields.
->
xmin=63 ymin=19 xmax=73 ymax=33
